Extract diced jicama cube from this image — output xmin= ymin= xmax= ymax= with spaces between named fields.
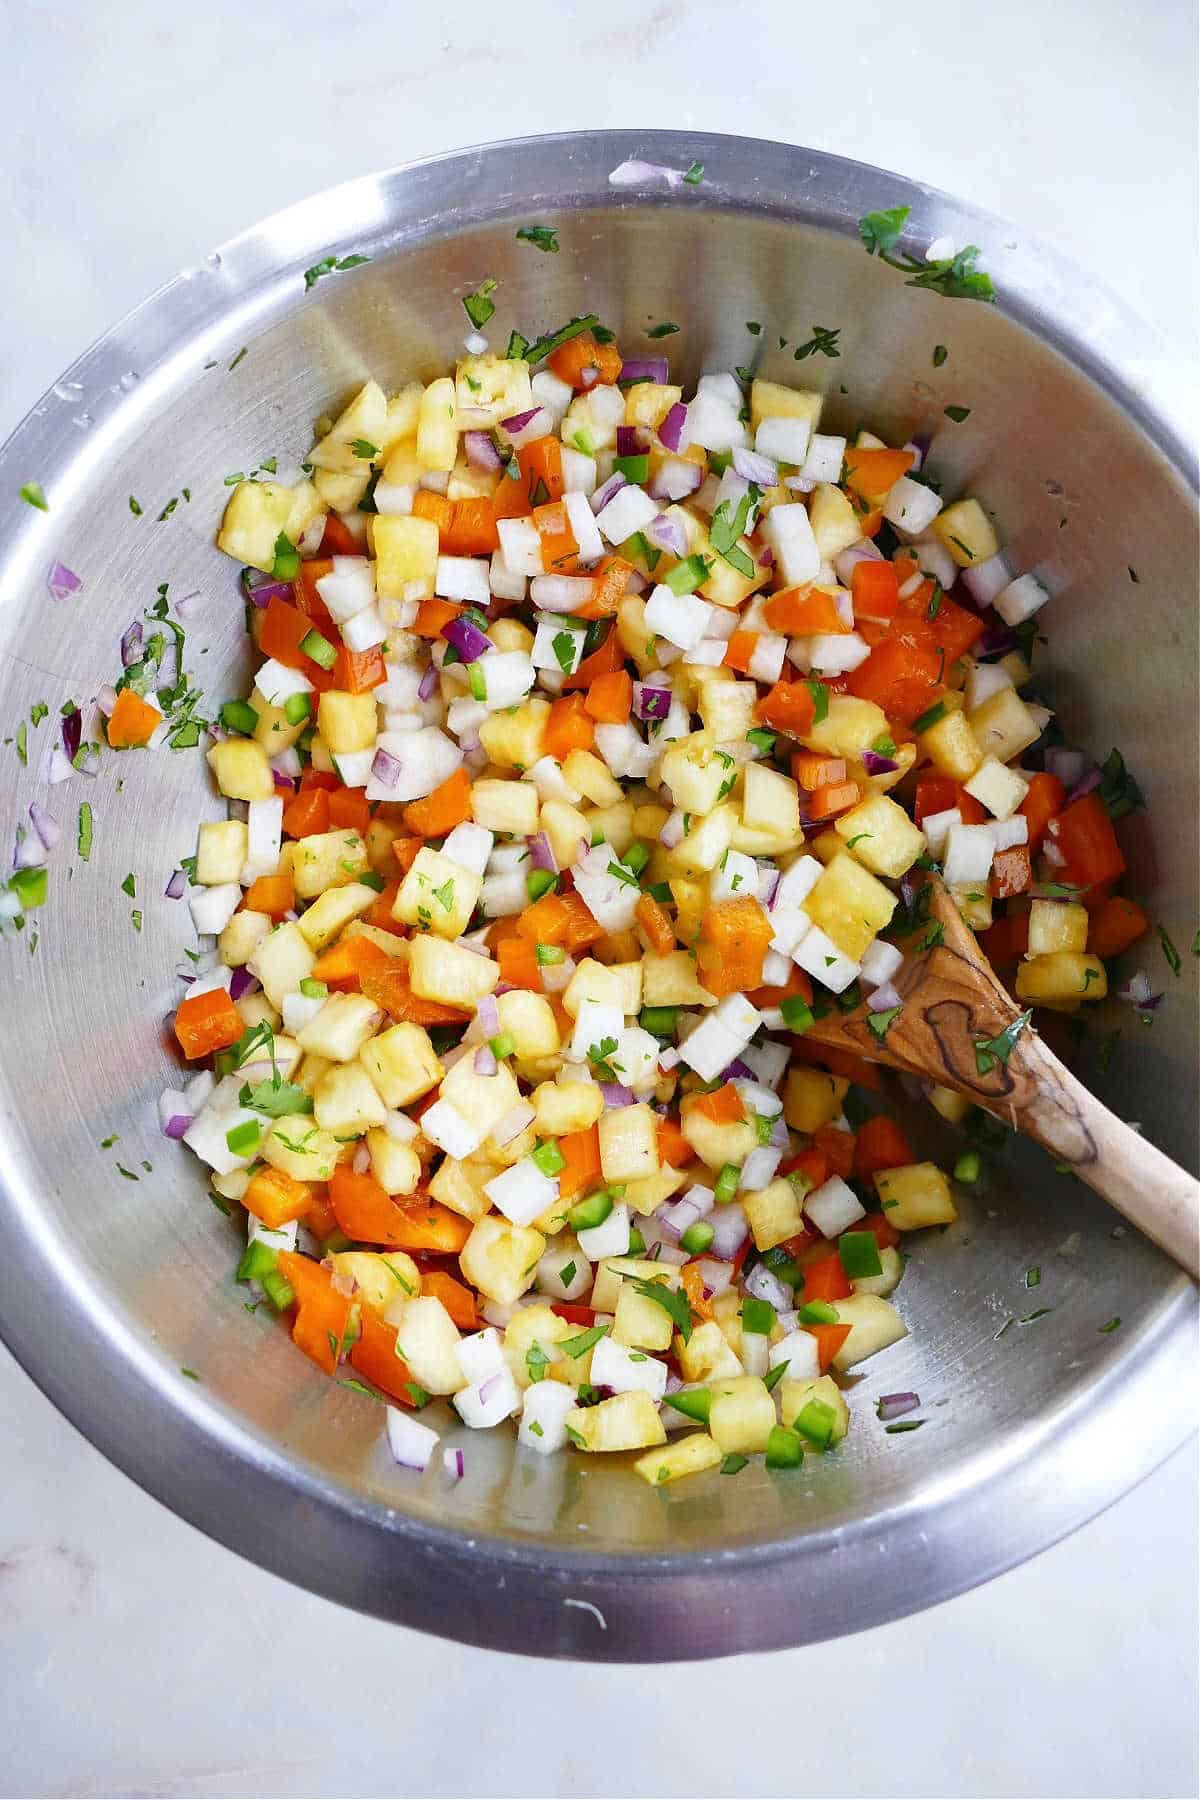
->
xmin=560 ymin=446 xmax=597 ymax=493
xmin=365 ymin=727 xmax=462 ymax=802
xmin=560 ymin=491 xmax=604 ymax=561
xmin=755 ymin=415 xmax=812 ymax=464
xmin=805 ymin=1174 xmax=867 ymax=1238
xmin=994 ymin=573 xmax=1050 ymax=626
xmin=315 ymin=556 xmax=375 ymax=623
xmin=435 ymin=555 xmax=490 ymax=607
xmin=943 ymin=821 xmax=998 ymax=885
xmin=801 ymin=433 xmax=847 ymax=484
xmin=519 ymin=1380 xmax=577 ymax=1453
xmin=684 ymin=389 xmax=747 ymax=454
xmin=189 ymin=883 xmax=241 ymax=936
xmin=746 ymin=634 xmax=787 ymax=684
xmin=589 ymin=1336 xmax=668 ymax=1401
xmin=644 ymin=583 xmax=714 ymax=652
xmin=532 ymin=616 xmax=586 ymax=676
xmin=255 ymin=658 xmax=314 ymax=707
xmin=485 ymin=1158 xmax=560 ymax=1229
xmin=961 ymin=550 xmax=1012 ymax=608
xmin=768 ymin=1330 xmax=821 ymax=1382
xmin=422 ymin=1097 xmax=485 ymax=1159
xmin=762 ymin=503 xmax=820 ymax=586
xmin=988 ymin=816 xmax=1028 ymax=853
xmin=807 ymin=632 xmax=871 ymax=676
xmin=593 ymin=721 xmax=657 ymax=779
xmin=883 ymin=476 xmax=942 ymax=534
xmin=496 ymin=517 xmax=542 ymax=578
xmin=922 ymin=806 xmax=961 ymax=859
xmin=860 ymin=937 xmax=904 ymax=987
xmin=572 ymin=848 xmax=640 ymax=932
xmin=711 ymin=849 xmax=761 ymax=902
xmin=473 ymin=651 xmax=535 ymax=711
xmin=489 ymin=548 xmax=527 ymax=602
xmin=594 ymin=483 xmax=659 ymax=545
xmin=963 ymin=659 xmax=1014 ymax=712
xmin=964 ymin=756 xmax=1030 ymax=821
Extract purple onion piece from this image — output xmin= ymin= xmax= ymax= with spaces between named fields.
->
xmin=658 ymin=402 xmax=687 ymax=453
xmin=877 ymin=1392 xmax=921 ymax=1422
xmin=164 ymin=868 xmax=187 ymax=899
xmin=477 ymin=992 xmax=500 ymax=1038
xmin=163 ymin=1115 xmax=192 ymax=1141
xmin=598 ymin=1083 xmax=634 ymax=1107
xmin=501 ymin=407 xmax=539 ymax=434
xmin=241 ymin=572 xmax=293 ymax=609
xmin=442 ymin=616 xmax=492 ymax=663
xmin=229 ymin=967 xmax=260 ymax=1002
xmin=590 ymin=470 xmax=627 ymax=514
xmin=120 ymin=620 xmax=143 ymax=668
xmin=862 ymin=750 xmax=899 ymax=777
xmin=619 ymin=357 xmax=669 ymax=385
xmin=28 ymin=801 xmax=61 ymax=851
xmin=616 ymin=425 xmax=649 ymax=457
xmin=633 ymin=682 xmax=672 ymax=722
xmin=61 ymin=708 xmax=83 ymax=761
xmin=1067 ymin=767 xmax=1104 ymax=804
xmin=474 ymin=1045 xmax=499 ymax=1076
xmin=647 ymin=512 xmax=689 ymax=558
xmin=526 ymin=831 xmax=557 ymax=874
xmin=720 ymin=1058 xmax=755 ymax=1081
xmin=371 ymin=746 xmax=403 ymax=788
xmin=732 ymin=446 xmax=778 ymax=487
xmin=760 ymin=867 xmax=781 ymax=910
xmin=463 ymin=429 xmax=502 ymax=471
xmin=867 ymin=981 xmax=903 ymax=1013
xmin=417 ymin=663 xmax=439 ymax=702
xmin=478 ymin=1372 xmax=502 ymax=1406
xmin=47 ymin=560 xmax=83 ymax=602
xmin=272 ymin=770 xmax=298 ymax=793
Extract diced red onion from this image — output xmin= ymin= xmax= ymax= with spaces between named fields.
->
xmin=527 ymin=831 xmax=557 ymax=873
xmin=242 ymin=574 xmax=293 ymax=609
xmin=659 ymin=810 xmax=685 ymax=849
xmin=173 ymin=591 xmax=201 ymax=619
xmin=493 ymin=1103 xmax=535 ymax=1146
xmin=47 ymin=560 xmax=82 ymax=602
xmin=647 ymin=512 xmax=689 ymax=558
xmin=590 ymin=470 xmax=627 ymax=514
xmin=371 ymin=747 xmax=403 ymax=788
xmin=708 ymin=1203 xmax=748 ymax=1260
xmin=442 ymin=616 xmax=493 ymax=663
xmin=28 ymin=801 xmax=61 ymax=851
xmin=1115 ymin=972 xmax=1164 ymax=1011
xmin=464 ymin=430 xmax=502 ymax=471
xmin=478 ymin=1372 xmax=502 ymax=1406
xmin=95 ymin=685 xmax=117 ymax=718
xmin=165 ymin=868 xmax=187 ymax=899
xmin=501 ymin=408 xmax=540 ymax=434
xmin=350 ymin=1140 xmax=371 ymax=1175
xmin=120 ymin=620 xmax=143 ymax=667
xmin=474 ymin=1045 xmax=499 ymax=1076
xmin=658 ymin=403 xmax=687 ymax=453
xmin=1044 ymin=746 xmax=1089 ymax=788
xmin=599 ymin=1083 xmax=634 ymax=1107
xmin=1067 ymin=767 xmax=1103 ymax=804
xmin=877 ymin=1392 xmax=921 ymax=1422
xmin=732 ymin=446 xmax=778 ymax=487
xmin=61 ymin=708 xmax=83 ymax=761
xmin=14 ymin=829 xmax=45 ymax=869
xmin=616 ymin=426 xmax=649 ymax=457
xmin=760 ymin=867 xmax=781 ymax=910
xmin=868 ymin=981 xmax=903 ymax=1013
xmin=229 ymin=966 xmax=260 ymax=1002
xmin=387 ymin=1408 xmax=438 ymax=1472
xmin=580 ymin=367 xmax=599 ymax=389
xmin=769 ymin=1114 xmax=789 ymax=1149
xmin=273 ymin=770 xmax=298 ymax=793
xmin=443 ymin=1446 xmax=465 ymax=1481
xmin=576 ymin=836 xmax=592 ymax=865
xmin=633 ymin=682 xmax=672 ymax=722
xmin=620 ymin=357 xmax=669 ymax=385
xmin=862 ymin=750 xmax=899 ymax=777
xmin=719 ymin=1057 xmax=755 ymax=1082
xmin=417 ymin=663 xmax=439 ymax=702
xmin=759 ymin=546 xmax=775 ymax=568
xmin=976 ymin=621 xmax=1019 ymax=660
xmin=163 ymin=1113 xmax=192 ymax=1141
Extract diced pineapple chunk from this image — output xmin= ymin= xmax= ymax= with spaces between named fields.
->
xmin=1015 ymin=952 xmax=1107 ymax=1004
xmin=296 ymin=882 xmax=377 ymax=950
xmin=660 ymin=732 xmax=735 ymax=816
xmin=874 ymin=1161 xmax=958 ymax=1229
xmin=808 ymin=484 xmax=862 ymax=559
xmin=292 ymin=830 xmax=370 ymax=899
xmin=834 ymin=792 xmax=926 ymax=878
xmin=621 ymin=1165 xmax=687 ymax=1218
xmin=641 ymin=950 xmax=717 ymax=1009
xmin=742 ymin=763 xmax=800 ymax=840
xmin=750 ymin=379 xmax=822 ymax=435
xmin=313 ymin=1061 xmax=388 ymax=1135
xmin=408 ymin=934 xmax=499 ymax=1006
xmin=932 ymin=498 xmax=999 ymax=566
xmin=802 ymin=852 xmax=895 ymax=962
xmin=439 ymin=1057 xmax=523 ymax=1139
xmin=217 ymin=480 xmax=321 ymax=573
xmin=963 ymin=756 xmax=1029 ymax=822
xmin=343 ymin=921 xmax=407 ymax=957
xmin=502 ymin=1305 xmax=584 ymax=1389
xmin=677 ymin=1319 xmax=744 ymax=1383
xmin=928 ymin=1083 xmax=972 ymax=1125
xmin=919 ymin=708 xmax=983 ymax=782
xmin=252 ymin=697 xmax=308 ymax=755
xmin=951 ymin=883 xmax=993 ymax=931
xmin=564 ymin=1390 xmax=666 ymax=1452
xmin=392 ymin=1295 xmax=463 ymax=1394
xmin=561 ymin=749 xmax=622 ymax=806
xmin=584 ymin=800 xmax=635 ymax=857
xmin=783 ymin=1067 xmax=849 ymax=1135
xmin=670 ymin=802 xmax=738 ymax=875
xmin=634 ymin=1433 xmax=723 ymax=1486
xmin=196 ymin=820 xmax=248 ymax=885
xmin=624 ymin=382 xmax=683 ymax=428
xmin=207 ymin=739 xmax=274 ymax=803
xmin=709 ymin=1376 xmax=776 ymax=1454
xmin=804 ymin=695 xmax=890 ymax=762
xmin=968 ymin=687 xmax=1043 ymax=765
xmin=679 ymin=1094 xmax=757 ymax=1168
xmin=780 ymin=1374 xmax=849 ymax=1447
xmin=317 ymin=691 xmax=377 ymax=756
xmin=365 ymin=1128 xmax=422 ymax=1196
xmin=328 ymin=1249 xmax=420 ymax=1313
xmin=590 ymin=1257 xmax=682 ymax=1315
xmin=426 ymin=1155 xmax=491 ymax=1223
xmin=853 ymin=1245 xmax=904 ymax=1298
xmin=393 ymin=846 xmax=481 ymax=940
xmin=455 ymin=353 xmax=533 ymax=426
xmin=597 ymin=1104 xmax=660 ymax=1183
xmin=540 ymin=799 xmax=593 ymax=869
xmin=360 ymin=1023 xmax=443 ymax=1108
xmin=374 ymin=514 xmax=439 ymax=607
xmin=218 ymin=909 xmax=271 ymax=968
xmin=478 ymin=698 xmax=549 ymax=770
xmin=259 ymin=1118 xmax=340 ymax=1183
xmin=497 ymin=990 xmax=561 ymax=1060
xmin=742 ymin=1178 xmax=806 ymax=1251
xmin=248 ymin=921 xmax=316 ymax=1007
xmin=470 ymin=777 xmax=539 ymax=836
xmin=613 ymin=1284 xmax=675 ymax=1351
xmin=828 ymin=1294 xmax=908 ymax=1370
xmin=459 ymin=1215 xmax=546 ymax=1306
xmin=313 ymin=465 xmax=371 ymax=512
xmin=531 ymin=1080 xmax=604 ymax=1136
xmin=416 ymin=376 xmax=458 ymax=473
xmin=696 ymin=677 xmax=757 ymax=744
xmin=308 ymin=380 xmax=390 ymax=472
xmin=296 ymin=992 xmax=381 ymax=1062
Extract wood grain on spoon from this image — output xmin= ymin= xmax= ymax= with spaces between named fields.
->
xmin=803 ymin=877 xmax=1199 ymax=1278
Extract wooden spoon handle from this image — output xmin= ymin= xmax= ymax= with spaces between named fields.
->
xmin=1012 ymin=1034 xmax=1200 ymax=1278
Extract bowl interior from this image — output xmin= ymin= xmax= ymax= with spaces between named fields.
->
xmin=0 ymin=133 xmax=1195 ymax=1658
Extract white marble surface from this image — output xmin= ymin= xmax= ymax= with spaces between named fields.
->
xmin=2 ymin=2 xmax=1197 ymax=1796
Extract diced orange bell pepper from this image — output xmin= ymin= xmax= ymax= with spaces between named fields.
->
xmin=779 ymin=1147 xmax=829 ymax=1193
xmin=790 ymin=1039 xmax=884 ymax=1091
xmin=1053 ymin=792 xmax=1126 ymax=889
xmin=411 ymin=490 xmax=455 ymax=538
xmin=562 ymin=625 xmax=624 ymax=691
xmin=360 ymin=961 xmax=472 ymax=1026
xmin=584 ymin=670 xmax=633 ymax=724
xmin=331 ymin=1167 xmax=472 ymax=1253
xmin=814 ymin=1125 xmax=856 ymax=1181
xmin=746 ymin=963 xmax=813 ymax=1009
xmin=578 ymin=555 xmax=635 ymax=619
xmin=1087 ymin=895 xmax=1150 ymax=960
xmin=243 ymin=1166 xmax=312 ymax=1229
xmin=913 ymin=776 xmax=958 ymax=825
xmin=319 ymin=513 xmax=363 ymax=557
xmin=243 ymin=871 xmax=295 ymax=917
xmin=348 ymin=1308 xmax=419 ymax=1405
xmin=331 ymin=645 xmax=386 ymax=694
xmin=756 ymin=679 xmax=816 ymax=738
xmin=106 ymin=687 xmax=163 ymax=748
xmin=366 ymin=879 xmax=402 ymax=930
xmin=302 ymin=1190 xmax=339 ymax=1243
xmin=981 ymin=910 xmax=1030 ymax=965
xmin=544 ymin=693 xmax=595 ymax=758
xmin=1018 ymin=771 xmax=1066 ymax=852
xmin=721 ymin=631 xmax=760 ymax=675
xmin=532 ymin=500 xmax=578 ymax=572
xmin=519 ymin=435 xmax=566 ymax=505
xmin=547 ymin=332 xmax=623 ymax=390
xmin=698 ymin=897 xmax=774 ymax=998
xmin=329 ymin=787 xmax=371 ymax=834
xmin=635 ymin=892 xmax=676 ymax=954
xmin=282 ymin=786 xmax=330 ymax=839
xmin=808 ymin=780 xmax=861 ymax=821
xmin=496 ymin=934 xmax=543 ymax=992
xmin=557 ymin=1125 xmax=602 ymax=1201
xmin=420 ymin=1270 xmax=479 ymax=1331
xmin=442 ymin=497 xmax=499 ymax=556
xmin=853 ymin=1116 xmax=915 ymax=1181
xmin=412 ymin=598 xmax=462 ymax=639
xmin=850 ymin=559 xmax=901 ymax=622
xmin=842 ymin=446 xmax=914 ymax=504
xmin=310 ymin=935 xmax=391 ymax=991
xmin=689 ymin=1082 xmax=745 ymax=1127
xmin=860 ymin=1211 xmax=902 ymax=1251
xmin=800 ymin=1252 xmax=853 ymax=1305
xmin=276 ymin=1251 xmax=355 ymax=1376
xmin=403 ymin=766 xmax=472 ymax=838
xmin=173 ymin=987 xmax=244 ymax=1060
xmin=792 ymin=751 xmax=848 ymax=792
xmin=291 ymin=559 xmax=337 ymax=631
xmin=300 ymin=768 xmax=340 ymax=792
xmin=991 ymin=844 xmax=1032 ymax=899
xmin=846 ymin=637 xmax=945 ymax=726
xmin=806 ymin=1322 xmax=853 ymax=1372
xmin=656 ymin=1114 xmax=695 ymax=1170
xmin=680 ymin=1261 xmax=715 ymax=1323
xmin=515 ymin=889 xmax=603 ymax=953
xmin=763 ymin=586 xmax=850 ymax=635
xmin=258 ymin=595 xmax=316 ymax=671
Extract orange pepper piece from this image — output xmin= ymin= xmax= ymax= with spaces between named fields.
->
xmin=106 ymin=687 xmax=163 ymax=748
xmin=403 ymin=766 xmax=472 ymax=838
xmin=584 ymin=669 xmax=633 ymax=724
xmin=173 ymin=987 xmax=244 ymax=1060
xmin=697 ymin=897 xmax=773 ymax=998
xmin=243 ymin=1166 xmax=313 ymax=1229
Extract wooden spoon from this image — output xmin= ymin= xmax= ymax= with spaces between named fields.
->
xmin=802 ymin=877 xmax=1199 ymax=1277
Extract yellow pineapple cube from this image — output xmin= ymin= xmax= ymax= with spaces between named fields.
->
xmin=750 ymin=379 xmax=822 ymax=435
xmin=359 ymin=1023 xmax=443 ymax=1109
xmin=313 ymin=1061 xmax=388 ymax=1135
xmin=561 ymin=749 xmax=622 ymax=806
xmin=834 ymin=792 xmax=926 ymax=878
xmin=828 ymin=1294 xmax=908 ymax=1370
xmin=416 ymin=376 xmax=458 ymax=472
xmin=460 ymin=1215 xmax=545 ymax=1306
xmin=393 ymin=846 xmax=481 ymax=940
xmin=802 ymin=852 xmax=895 ymax=961
xmin=709 ymin=1377 xmax=777 ymax=1454
xmin=804 ymin=695 xmax=890 ymax=761
xmin=564 ymin=1391 xmax=666 ymax=1452
xmin=478 ymin=698 xmax=549 ymax=770
xmin=308 ymin=380 xmax=389 ymax=472
xmin=297 ymin=992 xmax=380 ymax=1062
xmin=497 ymin=990 xmax=561 ymax=1060
xmin=875 ymin=1161 xmax=957 ymax=1229
xmin=679 ymin=1096 xmax=757 ymax=1168
xmin=259 ymin=1118 xmax=340 ymax=1183
xmin=624 ymin=382 xmax=683 ymax=429
xmin=809 ymin=484 xmax=862 ymax=558
xmin=292 ymin=829 xmax=369 ymax=898
xmin=408 ymin=934 xmax=499 ymax=1007
xmin=743 ymin=1178 xmax=806 ymax=1251
xmin=428 ymin=1155 xmax=494 ymax=1223
xmin=783 ymin=1067 xmax=849 ymax=1135
xmin=919 ymin=707 xmax=983 ymax=782
xmin=470 ymin=777 xmax=539 ymax=836
xmin=373 ymin=514 xmax=439 ymax=605
xmin=217 ymin=480 xmax=320 ymax=573
xmin=328 ymin=1249 xmax=420 ymax=1312
xmin=540 ymin=799 xmax=593 ymax=869
xmin=641 ymin=950 xmax=717 ymax=1009
xmin=634 ymin=1434 xmax=723 ymax=1486
xmin=532 ymin=1081 xmax=604 ymax=1136
xmin=196 ymin=820 xmax=247 ymax=885
xmin=295 ymin=881 xmax=377 ymax=950
xmin=207 ymin=739 xmax=274 ymax=803
xmin=780 ymin=1374 xmax=849 ymax=1447
xmin=365 ymin=1129 xmax=422 ymax=1196
xmin=598 ymin=1104 xmax=660 ymax=1182
xmin=317 ymin=691 xmax=377 ymax=756
xmin=252 ymin=696 xmax=308 ymax=755
xmin=932 ymin=498 xmax=999 ymax=566
xmin=677 ymin=1319 xmax=743 ymax=1383
xmin=968 ymin=687 xmax=1043 ymax=765
xmin=455 ymin=354 xmax=532 ymax=426
xmin=248 ymin=920 xmax=315 ymax=1007
xmin=1016 ymin=952 xmax=1107 ymax=1005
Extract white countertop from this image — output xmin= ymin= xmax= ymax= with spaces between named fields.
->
xmin=2 ymin=3 xmax=1196 ymax=1796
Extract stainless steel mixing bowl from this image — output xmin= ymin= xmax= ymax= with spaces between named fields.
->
xmin=0 ymin=131 xmax=1196 ymax=1661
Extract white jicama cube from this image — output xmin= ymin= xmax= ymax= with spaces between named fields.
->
xmin=454 ymin=1366 xmax=523 ymax=1429
xmin=964 ymin=659 xmax=1014 ymax=712
xmin=769 ymin=907 xmax=810 ymax=956
xmin=755 ymin=415 xmax=813 ymax=464
xmin=883 ymin=475 xmax=943 ymax=534
xmin=594 ymin=484 xmax=659 ymax=545
xmin=805 ymin=1174 xmax=867 ymax=1238
xmin=532 ymin=617 xmax=587 ymax=675
xmin=365 ymin=727 xmax=462 ymax=803
xmin=577 ymin=1202 xmax=632 ymax=1261
xmin=489 ymin=548 xmax=527 ymax=602
xmin=711 ymin=849 xmax=762 ymax=903
xmin=768 ymin=1330 xmax=821 ymax=1382
xmin=436 ymin=554 xmax=491 ymax=606
xmin=536 ymin=1246 xmax=593 ymax=1303
xmin=802 ymin=433 xmax=847 ymax=484
xmin=189 ymin=883 xmax=241 ymax=936
xmin=255 ymin=658 xmax=314 ymax=706
xmin=485 ymin=1158 xmax=560 ymax=1229
xmin=684 ymin=389 xmax=746 ymax=454
xmin=342 ymin=605 xmax=387 ymax=653
xmin=964 ymin=756 xmax=1030 ymax=821
xmin=571 ymin=998 xmax=625 ymax=1064
xmin=589 ymin=1335 xmax=668 ymax=1401
xmin=610 ymin=1027 xmax=660 ymax=1093
xmin=475 ymin=651 xmax=535 ymax=711
xmin=922 ymin=806 xmax=962 ymax=860
xmin=196 ymin=821 xmax=248 ymax=885
xmin=529 ymin=756 xmax=582 ymax=804
xmin=519 ymin=1380 xmax=577 ymax=1454
xmin=994 ymin=573 xmax=1050 ymax=625
xmin=456 ymin=1327 xmax=508 ymax=1387
xmin=775 ymin=856 xmax=825 ymax=908
xmin=372 ymin=482 xmax=414 ymax=516
xmin=644 ymin=584 xmax=714 ymax=653
xmin=531 ymin=369 xmax=574 ymax=422
xmin=792 ymin=925 xmax=861 ymax=993
xmin=942 ymin=821 xmax=997 ymax=886
xmin=281 ymin=991 xmax=325 ymax=1035
xmin=572 ymin=852 xmax=640 ymax=933
xmin=962 ymin=551 xmax=1013 ymax=608
xmin=496 ymin=517 xmax=542 ymax=579
xmin=678 ymin=1013 xmax=743 ymax=1082
xmin=715 ymin=993 xmax=762 ymax=1046
xmin=315 ymin=557 xmax=375 ymax=623
xmin=988 ymin=816 xmax=1028 ymax=852
xmin=747 ymin=634 xmax=787 ymax=684
xmin=762 ymin=503 xmax=820 ymax=586
xmin=909 ymin=536 xmax=959 ymax=590
xmin=594 ymin=722 xmax=658 ymax=779
xmin=560 ymin=447 xmax=597 ymax=494
xmin=421 ymin=1098 xmax=485 ymax=1159
xmin=860 ymin=937 xmax=904 ymax=987
xmin=807 ymin=632 xmax=871 ymax=676
xmin=440 ymin=820 xmax=493 ymax=876
xmin=331 ymin=750 xmax=376 ymax=788
xmin=561 ymin=491 xmax=605 ymax=562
